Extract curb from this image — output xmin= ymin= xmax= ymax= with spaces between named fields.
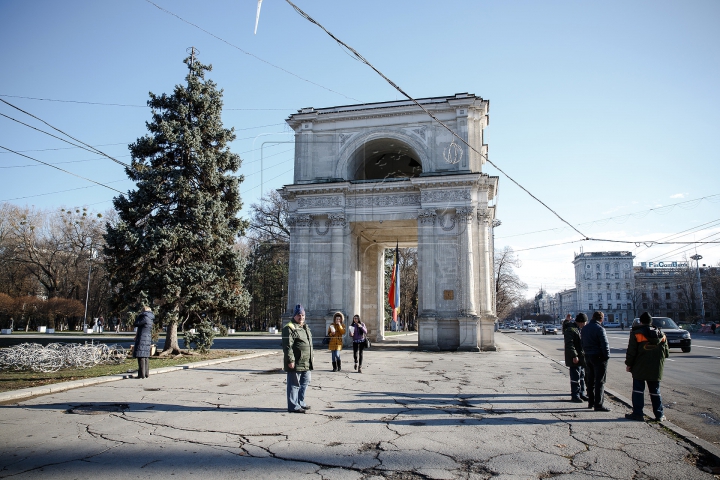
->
xmin=501 ymin=332 xmax=720 ymax=463
xmin=0 ymin=350 xmax=279 ymax=404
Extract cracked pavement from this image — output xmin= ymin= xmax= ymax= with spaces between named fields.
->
xmin=0 ymin=335 xmax=714 ymax=479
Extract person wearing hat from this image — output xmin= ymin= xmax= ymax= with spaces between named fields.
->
xmin=564 ymin=313 xmax=589 ymax=403
xmin=581 ymin=311 xmax=612 ymax=412
xmin=624 ymin=312 xmax=669 ymax=422
xmin=282 ymin=304 xmax=314 ymax=413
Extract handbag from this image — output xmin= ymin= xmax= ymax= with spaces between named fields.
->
xmin=362 ymin=337 xmax=370 ymax=349
xmin=322 ymin=336 xmax=330 ymax=345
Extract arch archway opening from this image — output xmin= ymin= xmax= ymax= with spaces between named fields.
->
xmin=350 ymin=138 xmax=422 ymax=181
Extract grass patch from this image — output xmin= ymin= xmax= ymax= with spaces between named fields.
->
xmin=0 ymin=349 xmax=246 ymax=393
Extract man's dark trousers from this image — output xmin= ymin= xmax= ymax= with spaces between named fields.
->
xmin=585 ymin=354 xmax=608 ymax=408
xmin=632 ymin=379 xmax=663 ymax=418
xmin=569 ymin=365 xmax=585 ymax=400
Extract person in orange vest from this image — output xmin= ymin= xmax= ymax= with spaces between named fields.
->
xmin=624 ymin=312 xmax=669 ymax=422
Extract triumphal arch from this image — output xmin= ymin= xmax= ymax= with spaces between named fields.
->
xmin=280 ymin=93 xmax=499 ymax=351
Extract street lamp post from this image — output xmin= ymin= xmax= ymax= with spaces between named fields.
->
xmin=83 ymin=248 xmax=97 ymax=332
xmin=690 ymin=254 xmax=705 ymax=320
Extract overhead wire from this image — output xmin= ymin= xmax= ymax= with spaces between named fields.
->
xmin=0 ymin=98 xmax=131 ymax=168
xmin=1 ymin=154 xmax=133 ymax=169
xmin=144 ymin=0 xmax=361 ymax=102
xmin=284 ymin=0 xmax=589 ymax=241
xmin=0 ymin=94 xmax=293 ymax=111
xmin=0 ymin=145 xmax=123 ymax=193
xmin=0 ymin=179 xmax=129 ymax=202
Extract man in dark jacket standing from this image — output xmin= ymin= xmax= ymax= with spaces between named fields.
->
xmin=625 ymin=312 xmax=669 ymax=422
xmin=581 ymin=311 xmax=612 ymax=411
xmin=283 ymin=304 xmax=314 ymax=413
xmin=564 ymin=313 xmax=588 ymax=403
xmin=132 ymin=306 xmax=154 ymax=379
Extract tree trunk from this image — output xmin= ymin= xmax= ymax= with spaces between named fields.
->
xmin=161 ymin=319 xmax=183 ymax=355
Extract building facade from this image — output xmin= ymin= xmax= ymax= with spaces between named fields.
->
xmin=572 ymin=251 xmax=635 ymax=325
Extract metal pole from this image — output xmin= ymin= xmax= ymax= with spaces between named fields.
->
xmin=691 ymin=254 xmax=705 ymax=319
xmin=83 ymin=262 xmax=91 ymax=332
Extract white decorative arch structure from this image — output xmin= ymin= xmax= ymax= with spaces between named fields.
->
xmin=280 ymin=94 xmax=499 ymax=351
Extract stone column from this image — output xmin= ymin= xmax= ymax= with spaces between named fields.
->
xmin=328 ymin=213 xmax=346 ymax=312
xmin=295 ymin=214 xmax=313 ymax=308
xmin=456 ymin=206 xmax=479 ymax=351
xmin=417 ymin=208 xmax=438 ymax=350
xmin=477 ymin=212 xmax=496 ymax=351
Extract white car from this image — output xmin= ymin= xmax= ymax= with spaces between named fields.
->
xmin=526 ymin=325 xmax=539 ymax=332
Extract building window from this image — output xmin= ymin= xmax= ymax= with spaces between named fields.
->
xmin=598 ymin=304 xmax=603 ymax=309
xmin=653 ymin=303 xmax=659 ymax=311
xmin=666 ymin=303 xmax=672 ymax=309
xmin=626 ymin=293 xmax=631 ymax=300
xmin=664 ymin=282 xmax=670 ymax=289
xmin=615 ymin=273 xmax=619 ymax=279
xmin=653 ymin=292 xmax=659 ymax=299
xmin=617 ymin=304 xmax=622 ymax=310
xmin=652 ymin=283 xmax=658 ymax=290
xmin=626 ymin=283 xmax=630 ymax=289
xmin=598 ymin=293 xmax=603 ymax=300
xmin=642 ymin=292 xmax=648 ymax=299
xmin=616 ymin=293 xmax=621 ymax=300
xmin=642 ymin=302 xmax=648 ymax=309
xmin=588 ymin=284 xmax=592 ymax=290
xmin=597 ymin=273 xmax=601 ymax=279
xmin=589 ymin=303 xmax=593 ymax=310
xmin=605 ymin=264 xmax=610 ymax=271
xmin=665 ymin=292 xmax=671 ymax=299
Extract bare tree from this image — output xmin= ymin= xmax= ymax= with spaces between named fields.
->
xmin=494 ymin=247 xmax=527 ymax=320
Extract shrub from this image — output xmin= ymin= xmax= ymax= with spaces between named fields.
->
xmin=183 ymin=320 xmax=215 ymax=353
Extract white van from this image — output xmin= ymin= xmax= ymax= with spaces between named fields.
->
xmin=521 ymin=319 xmax=534 ymax=331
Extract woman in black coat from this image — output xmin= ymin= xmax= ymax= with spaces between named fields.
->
xmin=133 ymin=306 xmax=155 ymax=379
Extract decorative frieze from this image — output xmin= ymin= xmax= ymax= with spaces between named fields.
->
xmin=421 ymin=189 xmax=471 ymax=204
xmin=297 ymin=196 xmax=342 ymax=209
xmin=346 ymin=193 xmax=420 ymax=208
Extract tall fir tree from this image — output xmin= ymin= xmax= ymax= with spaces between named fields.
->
xmin=104 ymin=55 xmax=250 ymax=354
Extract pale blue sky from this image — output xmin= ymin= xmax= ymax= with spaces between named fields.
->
xmin=1 ymin=0 xmax=718 ymax=293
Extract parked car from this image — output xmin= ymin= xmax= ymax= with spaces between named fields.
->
xmin=542 ymin=324 xmax=561 ymax=335
xmin=632 ymin=316 xmax=692 ymax=353
xmin=527 ymin=325 xmax=539 ymax=333
xmin=603 ymin=321 xmax=621 ymax=328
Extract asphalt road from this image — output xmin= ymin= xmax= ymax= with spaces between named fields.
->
xmin=502 ymin=328 xmax=720 ymax=446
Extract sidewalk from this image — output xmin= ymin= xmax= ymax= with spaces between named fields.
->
xmin=0 ymin=334 xmax=716 ymax=479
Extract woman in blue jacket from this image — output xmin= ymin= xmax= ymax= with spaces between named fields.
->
xmin=133 ymin=306 xmax=155 ymax=379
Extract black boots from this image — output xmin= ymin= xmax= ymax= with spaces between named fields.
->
xmin=332 ymin=361 xmax=337 ymax=372
xmin=337 ymin=359 xmax=341 ymax=371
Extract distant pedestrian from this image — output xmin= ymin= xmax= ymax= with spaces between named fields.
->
xmin=132 ymin=306 xmax=154 ymax=379
xmin=712 ymin=323 xmax=717 ymax=335
xmin=624 ymin=312 xmax=669 ymax=422
xmin=564 ymin=313 xmax=588 ymax=403
xmin=327 ymin=312 xmax=345 ymax=372
xmin=350 ymin=314 xmax=368 ymax=373
xmin=581 ymin=311 xmax=612 ymax=412
xmin=282 ymin=304 xmax=313 ymax=413
xmin=562 ymin=314 xmax=573 ymax=330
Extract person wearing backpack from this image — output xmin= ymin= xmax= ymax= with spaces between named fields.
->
xmin=350 ymin=314 xmax=368 ymax=373
xmin=327 ymin=312 xmax=345 ymax=372
xmin=624 ymin=312 xmax=669 ymax=422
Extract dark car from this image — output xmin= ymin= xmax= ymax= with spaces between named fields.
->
xmin=542 ymin=324 xmax=561 ymax=335
xmin=632 ymin=316 xmax=691 ymax=353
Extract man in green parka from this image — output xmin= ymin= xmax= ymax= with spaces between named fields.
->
xmin=624 ymin=312 xmax=669 ymax=422
xmin=283 ymin=304 xmax=314 ymax=413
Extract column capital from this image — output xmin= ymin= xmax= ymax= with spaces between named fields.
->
xmin=418 ymin=208 xmax=437 ymax=225
xmin=456 ymin=206 xmax=475 ymax=223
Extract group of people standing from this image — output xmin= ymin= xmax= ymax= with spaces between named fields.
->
xmin=563 ymin=310 xmax=669 ymax=422
xmin=281 ymin=304 xmax=370 ymax=413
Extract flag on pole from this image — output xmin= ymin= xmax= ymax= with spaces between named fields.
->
xmin=388 ymin=242 xmax=400 ymax=322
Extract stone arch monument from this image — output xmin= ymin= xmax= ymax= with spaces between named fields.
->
xmin=280 ymin=93 xmax=499 ymax=351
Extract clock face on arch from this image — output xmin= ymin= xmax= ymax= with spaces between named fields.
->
xmin=586 ymin=264 xmax=591 ymax=269
xmin=623 ymin=263 xmax=630 ymax=269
